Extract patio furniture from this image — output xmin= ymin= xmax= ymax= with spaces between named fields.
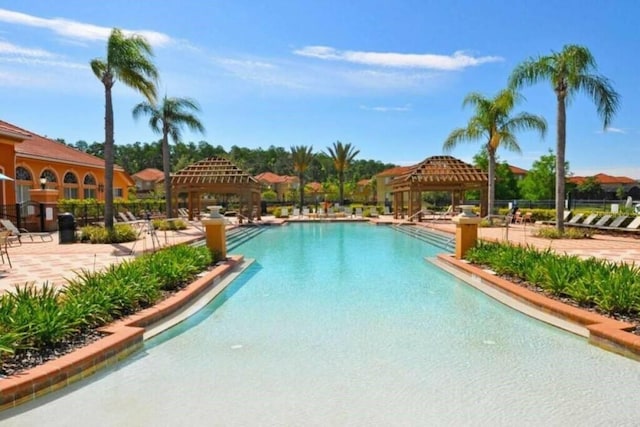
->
xmin=0 ymin=230 xmax=11 ymax=268
xmin=0 ymin=219 xmax=53 ymax=245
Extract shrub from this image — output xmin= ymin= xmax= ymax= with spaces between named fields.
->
xmin=533 ymin=226 xmax=593 ymax=239
xmin=152 ymin=218 xmax=188 ymax=231
xmin=80 ymin=224 xmax=137 ymax=244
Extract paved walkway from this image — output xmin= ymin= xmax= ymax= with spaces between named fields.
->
xmin=1 ymin=216 xmax=639 ymax=293
xmin=0 ymin=225 xmax=206 ymax=293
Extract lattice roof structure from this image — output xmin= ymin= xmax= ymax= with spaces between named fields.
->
xmin=169 ymin=157 xmax=259 ymax=187
xmin=165 ymin=157 xmax=261 ymax=221
xmin=390 ymin=155 xmax=488 ymax=220
xmin=391 ymin=155 xmax=488 ymax=191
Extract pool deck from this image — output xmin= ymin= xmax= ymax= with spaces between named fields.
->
xmin=1 ymin=215 xmax=639 ymax=293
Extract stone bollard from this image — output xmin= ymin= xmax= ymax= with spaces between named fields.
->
xmin=452 ymin=205 xmax=481 ymax=260
xmin=201 ymin=206 xmax=227 ymax=259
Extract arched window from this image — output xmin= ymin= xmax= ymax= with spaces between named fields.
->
xmin=40 ymin=169 xmax=58 ymax=188
xmin=16 ymin=166 xmax=32 ymax=181
xmin=83 ymin=173 xmax=98 ymax=199
xmin=63 ymin=171 xmax=79 ymax=199
xmin=14 ymin=166 xmax=34 ymax=213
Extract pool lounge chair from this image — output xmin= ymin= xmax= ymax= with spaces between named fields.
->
xmin=597 ymin=215 xmax=628 ymax=231
xmin=572 ymin=214 xmax=611 ymax=229
xmin=567 ymin=213 xmax=598 ymax=228
xmin=0 ymin=219 xmax=53 ymax=245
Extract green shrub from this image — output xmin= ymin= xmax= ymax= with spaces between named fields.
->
xmin=533 ymin=226 xmax=593 ymax=239
xmin=152 ymin=218 xmax=188 ymax=231
xmin=0 ymin=244 xmax=215 ymax=360
xmin=80 ymin=224 xmax=137 ymax=244
xmin=465 ymin=241 xmax=640 ymax=315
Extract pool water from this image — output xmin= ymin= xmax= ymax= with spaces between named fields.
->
xmin=3 ymin=223 xmax=640 ymax=426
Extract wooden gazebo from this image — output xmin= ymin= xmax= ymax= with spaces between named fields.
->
xmin=390 ymin=155 xmax=488 ymax=220
xmin=169 ymin=157 xmax=262 ymax=221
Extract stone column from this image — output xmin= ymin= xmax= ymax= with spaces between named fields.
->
xmin=452 ymin=205 xmax=481 ymax=260
xmin=201 ymin=205 xmax=227 ymax=259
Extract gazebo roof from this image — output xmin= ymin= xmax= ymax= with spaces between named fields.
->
xmin=169 ymin=157 xmax=259 ymax=186
xmin=391 ymin=155 xmax=487 ymax=191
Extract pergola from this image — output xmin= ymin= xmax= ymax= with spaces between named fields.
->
xmin=168 ymin=157 xmax=262 ymax=221
xmin=390 ymin=155 xmax=488 ymax=220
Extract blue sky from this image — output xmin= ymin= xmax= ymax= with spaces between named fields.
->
xmin=1 ymin=1 xmax=638 ymax=178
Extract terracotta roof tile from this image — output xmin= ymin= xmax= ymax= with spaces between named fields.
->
xmin=376 ymin=165 xmax=413 ymax=177
xmin=508 ymin=164 xmax=528 ymax=175
xmin=568 ymin=173 xmax=637 ymax=185
xmin=0 ymin=120 xmax=125 ymax=171
xmin=133 ymin=168 xmax=164 ymax=181
xmin=255 ymin=172 xmax=287 ymax=184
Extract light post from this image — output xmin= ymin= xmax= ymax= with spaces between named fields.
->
xmin=39 ymin=177 xmax=47 ymax=190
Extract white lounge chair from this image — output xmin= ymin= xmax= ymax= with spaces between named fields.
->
xmin=0 ymin=219 xmax=53 ymax=245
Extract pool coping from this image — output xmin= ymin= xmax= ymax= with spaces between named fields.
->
xmin=436 ymin=253 xmax=640 ymax=361
xmin=0 ymin=254 xmax=244 ymax=411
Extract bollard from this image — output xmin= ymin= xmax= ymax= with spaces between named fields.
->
xmin=201 ymin=206 xmax=227 ymax=259
xmin=452 ymin=205 xmax=481 ymax=260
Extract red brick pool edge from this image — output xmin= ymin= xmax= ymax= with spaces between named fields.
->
xmin=0 ymin=255 xmax=243 ymax=411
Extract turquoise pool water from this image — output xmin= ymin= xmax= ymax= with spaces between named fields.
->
xmin=4 ymin=223 xmax=640 ymax=426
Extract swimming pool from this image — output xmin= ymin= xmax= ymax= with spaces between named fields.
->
xmin=3 ymin=223 xmax=640 ymax=425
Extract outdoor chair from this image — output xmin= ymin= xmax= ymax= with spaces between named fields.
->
xmin=567 ymin=213 xmax=596 ymax=227
xmin=292 ymin=207 xmax=300 ymax=217
xmin=354 ymin=207 xmax=363 ymax=217
xmin=369 ymin=206 xmax=379 ymax=217
xmin=572 ymin=214 xmax=611 ymax=229
xmin=0 ymin=230 xmax=12 ymax=268
xmin=566 ymin=213 xmax=585 ymax=225
xmin=597 ymin=215 xmax=629 ymax=231
xmin=0 ymin=219 xmax=53 ymax=245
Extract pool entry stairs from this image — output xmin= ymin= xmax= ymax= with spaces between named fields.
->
xmin=225 ymin=225 xmax=267 ymax=252
xmin=391 ymin=224 xmax=455 ymax=252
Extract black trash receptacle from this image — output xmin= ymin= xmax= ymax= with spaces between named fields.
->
xmin=58 ymin=212 xmax=76 ymax=244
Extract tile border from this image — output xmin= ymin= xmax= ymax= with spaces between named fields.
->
xmin=0 ymin=254 xmax=243 ymax=411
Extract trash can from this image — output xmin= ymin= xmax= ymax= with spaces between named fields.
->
xmin=58 ymin=212 xmax=76 ymax=244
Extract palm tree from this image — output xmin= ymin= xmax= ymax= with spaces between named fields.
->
xmin=443 ymin=89 xmax=546 ymax=218
xmin=509 ymin=45 xmax=620 ymax=232
xmin=326 ymin=141 xmax=360 ymax=205
xmin=133 ymin=96 xmax=205 ymax=217
xmin=290 ymin=145 xmax=314 ymax=209
xmin=91 ymin=28 xmax=158 ymax=231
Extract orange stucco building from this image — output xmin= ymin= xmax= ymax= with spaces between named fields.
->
xmin=0 ymin=120 xmax=133 ymax=207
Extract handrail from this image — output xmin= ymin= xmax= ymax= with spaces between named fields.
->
xmin=406 ymin=209 xmax=433 ymax=222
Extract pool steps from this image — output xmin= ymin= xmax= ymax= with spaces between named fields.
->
xmin=390 ymin=224 xmax=455 ymax=252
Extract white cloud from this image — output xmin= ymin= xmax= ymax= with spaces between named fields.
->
xmin=0 ymin=8 xmax=173 ymax=47
xmin=360 ymin=104 xmax=411 ymax=112
xmin=294 ymin=46 xmax=503 ymax=70
xmin=0 ymin=56 xmax=87 ymax=69
xmin=603 ymin=127 xmax=626 ymax=134
xmin=0 ymin=40 xmax=54 ymax=57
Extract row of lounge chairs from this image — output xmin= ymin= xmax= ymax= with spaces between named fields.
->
xmin=564 ymin=212 xmax=640 ymax=233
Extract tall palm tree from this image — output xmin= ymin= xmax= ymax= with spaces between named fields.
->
xmin=91 ymin=28 xmax=158 ymax=231
xmin=133 ymin=96 xmax=205 ymax=217
xmin=509 ymin=45 xmax=619 ymax=232
xmin=443 ymin=89 xmax=546 ymax=218
xmin=290 ymin=145 xmax=314 ymax=209
xmin=326 ymin=141 xmax=360 ymax=205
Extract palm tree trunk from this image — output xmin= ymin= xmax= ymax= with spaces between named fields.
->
xmin=162 ymin=133 xmax=172 ymax=217
xmin=487 ymin=147 xmax=496 ymax=220
xmin=299 ymin=175 xmax=304 ymax=209
xmin=339 ymin=172 xmax=344 ymax=205
xmin=103 ymin=86 xmax=115 ymax=231
xmin=556 ymin=95 xmax=567 ymax=233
